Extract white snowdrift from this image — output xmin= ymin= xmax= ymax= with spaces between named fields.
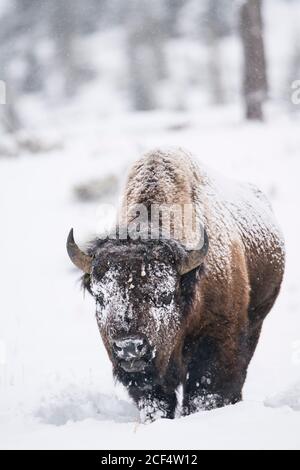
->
xmin=265 ymin=382 xmax=300 ymax=412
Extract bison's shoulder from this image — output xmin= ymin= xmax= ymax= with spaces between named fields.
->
xmin=196 ymin=166 xmax=285 ymax=296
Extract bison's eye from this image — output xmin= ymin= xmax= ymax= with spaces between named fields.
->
xmin=160 ymin=292 xmax=173 ymax=306
xmin=96 ymin=292 xmax=104 ymax=306
xmin=144 ymin=293 xmax=154 ymax=304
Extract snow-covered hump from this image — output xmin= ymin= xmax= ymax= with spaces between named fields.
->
xmin=122 ymin=147 xmax=284 ymax=281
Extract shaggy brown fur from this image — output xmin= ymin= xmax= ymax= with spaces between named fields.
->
xmin=71 ymin=148 xmax=285 ymax=421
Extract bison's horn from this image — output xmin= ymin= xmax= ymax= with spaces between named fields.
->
xmin=179 ymin=228 xmax=209 ymax=275
xmin=66 ymin=228 xmax=93 ymax=273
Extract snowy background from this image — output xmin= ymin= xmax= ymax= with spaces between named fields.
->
xmin=0 ymin=0 xmax=300 ymax=450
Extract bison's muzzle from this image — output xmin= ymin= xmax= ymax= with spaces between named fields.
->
xmin=112 ymin=336 xmax=151 ymax=373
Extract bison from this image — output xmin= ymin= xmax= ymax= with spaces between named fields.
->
xmin=66 ymin=148 xmax=285 ymax=422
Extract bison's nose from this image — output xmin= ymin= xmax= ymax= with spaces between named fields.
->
xmin=113 ymin=336 xmax=149 ymax=362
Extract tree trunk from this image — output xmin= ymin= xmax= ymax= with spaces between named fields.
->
xmin=288 ymin=36 xmax=300 ymax=112
xmin=126 ymin=0 xmax=166 ymax=111
xmin=240 ymin=0 xmax=268 ymax=121
xmin=1 ymin=78 xmax=22 ymax=134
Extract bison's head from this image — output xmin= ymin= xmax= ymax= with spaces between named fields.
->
xmin=67 ymin=228 xmax=208 ymax=381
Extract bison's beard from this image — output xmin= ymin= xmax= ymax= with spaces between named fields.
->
xmin=113 ymin=358 xmax=156 ymax=390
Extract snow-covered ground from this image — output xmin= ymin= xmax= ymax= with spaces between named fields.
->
xmin=0 ymin=105 xmax=300 ymax=450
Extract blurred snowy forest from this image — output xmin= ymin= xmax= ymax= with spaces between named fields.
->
xmin=0 ymin=0 xmax=300 ymax=155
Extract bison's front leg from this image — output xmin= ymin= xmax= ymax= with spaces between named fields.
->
xmin=129 ymin=384 xmax=177 ymax=423
xmin=182 ymin=376 xmax=242 ymax=415
xmin=182 ymin=336 xmax=247 ymax=415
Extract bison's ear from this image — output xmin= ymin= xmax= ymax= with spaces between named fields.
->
xmin=66 ymin=228 xmax=93 ymax=274
xmin=179 ymin=228 xmax=209 ymax=275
